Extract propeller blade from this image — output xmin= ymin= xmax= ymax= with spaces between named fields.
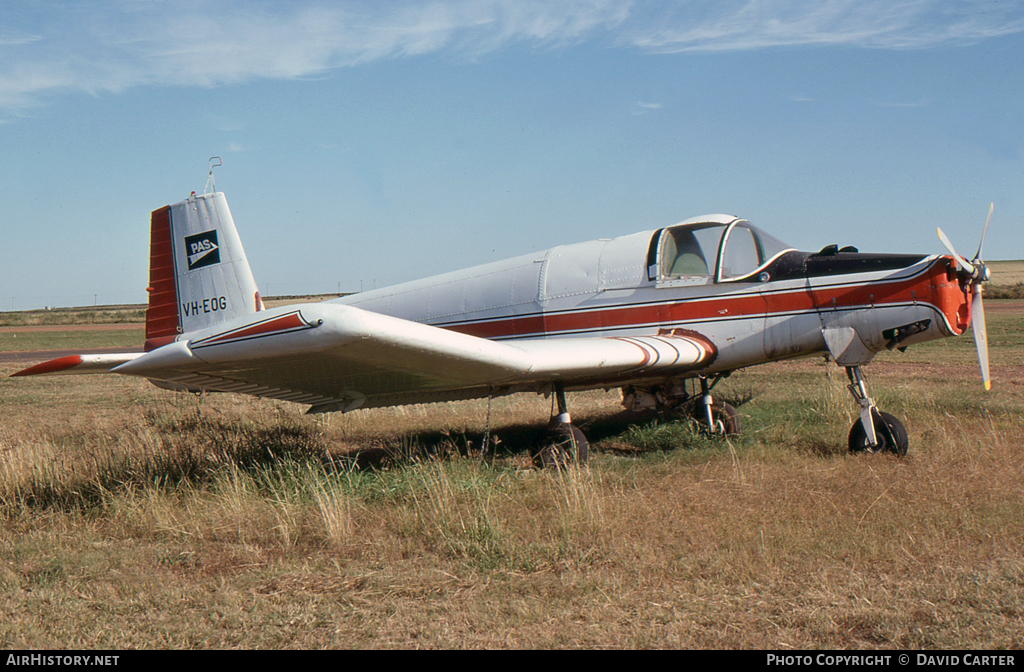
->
xmin=937 ymin=227 xmax=975 ymax=275
xmin=973 ymin=202 xmax=994 ymax=262
xmin=971 ymin=284 xmax=991 ymax=391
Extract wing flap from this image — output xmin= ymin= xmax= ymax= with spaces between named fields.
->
xmin=514 ymin=334 xmax=713 ymax=380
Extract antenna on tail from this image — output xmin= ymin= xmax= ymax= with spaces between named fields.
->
xmin=205 ymin=157 xmax=222 ymax=195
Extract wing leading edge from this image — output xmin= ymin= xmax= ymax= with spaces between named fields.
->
xmin=14 ymin=303 xmax=716 ymax=413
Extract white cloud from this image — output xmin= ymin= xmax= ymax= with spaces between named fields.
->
xmin=633 ymin=101 xmax=664 ymax=115
xmin=0 ymin=1 xmax=630 ymax=111
xmin=1 ymin=1 xmax=1021 ymax=113
xmin=624 ymin=0 xmax=1024 ymax=52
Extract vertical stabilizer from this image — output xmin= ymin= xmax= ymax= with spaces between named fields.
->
xmin=145 ymin=192 xmax=263 ymax=350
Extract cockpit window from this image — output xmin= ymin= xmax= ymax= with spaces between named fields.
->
xmin=660 ymin=224 xmax=726 ymax=278
xmin=655 ymin=219 xmax=795 ymax=283
xmin=720 ymin=224 xmax=761 ymax=280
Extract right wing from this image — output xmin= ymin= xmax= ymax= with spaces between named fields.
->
xmin=15 ymin=303 xmax=715 ymax=412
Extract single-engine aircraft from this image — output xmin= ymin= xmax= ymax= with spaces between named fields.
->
xmin=13 ymin=185 xmax=994 ymax=465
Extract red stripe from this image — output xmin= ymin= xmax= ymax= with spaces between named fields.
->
xmin=195 ymin=313 xmax=307 ymax=346
xmin=447 ymin=258 xmax=965 ymax=339
xmin=12 ymin=355 xmax=84 ymax=377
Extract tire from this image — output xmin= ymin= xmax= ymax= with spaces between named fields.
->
xmin=692 ymin=401 xmax=742 ymax=437
xmin=848 ymin=411 xmax=908 ymax=457
xmin=531 ymin=422 xmax=589 ymax=469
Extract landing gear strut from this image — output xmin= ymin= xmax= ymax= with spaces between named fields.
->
xmin=693 ymin=375 xmax=741 ymax=437
xmin=531 ymin=382 xmax=589 ymax=468
xmin=844 ymin=366 xmax=908 ymax=456
xmin=620 ymin=374 xmax=741 ymax=437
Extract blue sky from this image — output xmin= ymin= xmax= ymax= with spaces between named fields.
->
xmin=2 ymin=0 xmax=1022 ymax=309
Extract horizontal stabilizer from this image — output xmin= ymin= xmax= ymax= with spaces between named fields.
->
xmin=11 ymin=353 xmax=143 ymax=377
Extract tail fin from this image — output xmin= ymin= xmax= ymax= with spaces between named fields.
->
xmin=145 ymin=192 xmax=264 ymax=350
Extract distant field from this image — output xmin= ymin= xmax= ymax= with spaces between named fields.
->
xmin=989 ymin=260 xmax=1024 ymax=284
xmin=0 ymin=299 xmax=1021 ymax=648
xmin=0 ymin=326 xmax=143 ymax=353
xmin=0 ymin=295 xmax=342 ymax=328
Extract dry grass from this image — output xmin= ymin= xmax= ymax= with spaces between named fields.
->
xmin=1 ymin=306 xmax=1023 ymax=649
xmin=989 ymin=260 xmax=1024 ymax=285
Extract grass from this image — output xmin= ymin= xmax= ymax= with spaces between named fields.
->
xmin=0 ymin=303 xmax=1022 ymax=648
xmin=986 ymin=261 xmax=1024 ymax=298
xmin=988 ymin=260 xmax=1024 ymax=285
xmin=0 ymin=327 xmax=143 ymax=352
xmin=0 ymin=306 xmax=146 ymax=327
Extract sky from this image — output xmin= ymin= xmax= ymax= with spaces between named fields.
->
xmin=1 ymin=0 xmax=1022 ymax=310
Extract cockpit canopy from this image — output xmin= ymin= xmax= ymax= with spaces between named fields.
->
xmin=648 ymin=216 xmax=795 ymax=283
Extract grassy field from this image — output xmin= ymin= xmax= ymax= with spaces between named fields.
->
xmin=989 ymin=260 xmax=1024 ymax=285
xmin=0 ymin=303 xmax=1022 ymax=649
xmin=0 ymin=295 xmax=342 ymax=328
xmin=0 ymin=327 xmax=144 ymax=352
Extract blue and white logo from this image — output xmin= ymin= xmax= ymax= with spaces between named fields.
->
xmin=185 ymin=231 xmax=220 ymax=270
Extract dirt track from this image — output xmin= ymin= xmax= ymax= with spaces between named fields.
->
xmin=0 ymin=324 xmax=144 ymax=333
xmin=0 ymin=324 xmax=143 ymax=367
xmin=981 ymin=299 xmax=1024 ymax=313
xmin=0 ymin=347 xmax=143 ymax=366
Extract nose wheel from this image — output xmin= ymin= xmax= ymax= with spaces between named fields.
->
xmin=849 ymin=410 xmax=908 ymax=456
xmin=844 ymin=366 xmax=908 ymax=456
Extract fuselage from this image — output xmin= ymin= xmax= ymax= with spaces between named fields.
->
xmin=336 ymin=215 xmax=971 ymax=378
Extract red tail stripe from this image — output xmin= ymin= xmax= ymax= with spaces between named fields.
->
xmin=145 ymin=206 xmax=181 ymax=341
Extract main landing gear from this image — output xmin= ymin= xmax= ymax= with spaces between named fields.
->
xmin=844 ymin=366 xmax=908 ymax=456
xmin=531 ymin=382 xmax=589 ymax=469
xmin=694 ymin=375 xmax=742 ymax=438
xmin=620 ymin=375 xmax=741 ymax=438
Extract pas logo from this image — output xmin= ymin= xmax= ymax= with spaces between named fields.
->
xmin=185 ymin=231 xmax=220 ymax=270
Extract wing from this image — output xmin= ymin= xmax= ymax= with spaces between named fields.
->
xmin=14 ymin=303 xmax=715 ymax=412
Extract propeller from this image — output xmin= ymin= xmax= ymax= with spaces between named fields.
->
xmin=937 ymin=203 xmax=993 ymax=391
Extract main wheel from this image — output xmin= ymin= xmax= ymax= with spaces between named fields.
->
xmin=531 ymin=422 xmax=589 ymax=469
xmin=692 ymin=401 xmax=742 ymax=437
xmin=848 ymin=411 xmax=908 ymax=457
